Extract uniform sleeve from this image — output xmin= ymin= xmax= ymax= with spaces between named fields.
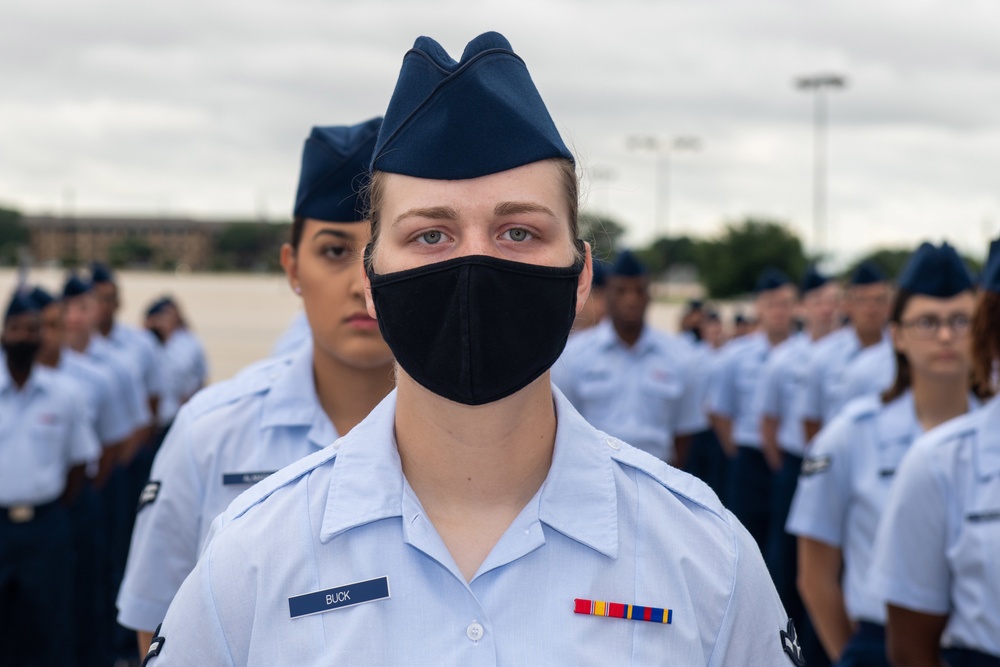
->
xmin=94 ymin=370 xmax=134 ymax=446
xmin=117 ymin=407 xmax=205 ymax=632
xmin=800 ymin=352 xmax=826 ymax=422
xmin=756 ymin=356 xmax=784 ymax=419
xmin=144 ymin=542 xmax=237 ymax=666
xmin=784 ymin=411 xmax=854 ymax=546
xmin=66 ymin=386 xmax=101 ymax=466
xmin=675 ymin=355 xmax=708 ymax=435
xmin=709 ymin=514 xmax=800 ymax=666
xmin=870 ymin=440 xmax=952 ymax=614
xmin=708 ymin=349 xmax=738 ymax=418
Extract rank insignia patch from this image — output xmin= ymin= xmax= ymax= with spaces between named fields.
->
xmin=781 ymin=618 xmax=805 ymax=666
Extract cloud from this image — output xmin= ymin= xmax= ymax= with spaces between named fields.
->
xmin=1 ymin=0 xmax=997 ymax=261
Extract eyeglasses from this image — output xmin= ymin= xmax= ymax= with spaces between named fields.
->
xmin=899 ymin=314 xmax=971 ymax=339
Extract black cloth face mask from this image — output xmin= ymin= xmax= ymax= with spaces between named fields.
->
xmin=367 ymin=250 xmax=584 ymax=406
xmin=2 ymin=340 xmax=39 ymax=374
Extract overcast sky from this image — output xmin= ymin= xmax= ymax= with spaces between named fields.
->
xmin=2 ymin=0 xmax=997 ymax=265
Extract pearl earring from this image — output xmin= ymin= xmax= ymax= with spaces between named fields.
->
xmin=294 ymin=286 xmax=302 ymax=295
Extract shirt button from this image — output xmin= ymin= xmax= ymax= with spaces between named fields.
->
xmin=466 ymin=622 xmax=484 ymax=642
xmin=606 ymin=437 xmax=621 ymax=451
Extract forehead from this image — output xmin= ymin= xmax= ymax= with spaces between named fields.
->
xmin=4 ymin=311 xmax=39 ymax=332
xmin=903 ymin=291 xmax=976 ymax=314
xmin=380 ymin=160 xmax=567 ymax=219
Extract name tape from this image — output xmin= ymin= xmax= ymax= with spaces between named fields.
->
xmin=222 ymin=471 xmax=276 ymax=486
xmin=289 ymin=577 xmax=390 ymax=619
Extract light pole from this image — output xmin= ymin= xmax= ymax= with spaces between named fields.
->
xmin=796 ymin=74 xmax=846 ymax=257
xmin=626 ymin=135 xmax=701 ymax=241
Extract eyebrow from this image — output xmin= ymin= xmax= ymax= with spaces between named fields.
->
xmin=393 ymin=206 xmax=459 ymax=226
xmin=494 ymin=201 xmax=556 ymax=218
xmin=310 ymin=228 xmax=355 ymax=241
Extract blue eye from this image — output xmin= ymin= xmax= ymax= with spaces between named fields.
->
xmin=503 ymin=228 xmax=532 ymax=242
xmin=418 ymin=230 xmax=443 ymax=245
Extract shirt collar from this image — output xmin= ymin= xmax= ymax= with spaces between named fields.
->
xmin=975 ymin=394 xmax=1000 ymax=477
xmin=259 ymin=344 xmax=337 ymax=449
xmin=595 ymin=319 xmax=657 ymax=355
xmin=320 ymin=386 xmax=619 ymax=559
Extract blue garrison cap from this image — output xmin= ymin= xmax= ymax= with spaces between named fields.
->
xmin=611 ymin=249 xmax=648 ymax=277
xmin=735 ymin=313 xmax=750 ymax=326
xmin=755 ymin=266 xmax=791 ymax=294
xmin=145 ymin=296 xmax=175 ymax=318
xmin=90 ymin=262 xmax=114 ymax=284
xmin=294 ymin=117 xmax=382 ymax=222
xmin=980 ymin=240 xmax=1000 ymax=294
xmin=372 ymin=32 xmax=574 ymax=179
xmin=799 ymin=265 xmax=829 ymax=294
xmin=29 ymin=286 xmax=56 ymax=309
xmin=5 ymin=290 xmax=39 ymax=321
xmin=897 ymin=242 xmax=974 ymax=297
xmin=850 ymin=261 xmax=886 ymax=286
xmin=62 ymin=274 xmax=91 ymax=298
xmin=591 ymin=258 xmax=609 ymax=287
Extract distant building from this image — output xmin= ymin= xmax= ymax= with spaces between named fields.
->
xmin=25 ymin=215 xmax=215 ymax=270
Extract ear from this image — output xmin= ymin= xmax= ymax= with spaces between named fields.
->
xmin=575 ymin=242 xmax=593 ymax=316
xmin=280 ymin=243 xmax=300 ymax=296
xmin=363 ymin=262 xmax=377 ymax=319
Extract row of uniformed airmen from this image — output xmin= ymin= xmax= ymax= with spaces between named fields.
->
xmin=0 ymin=272 xmax=206 ymax=666
xmin=7 ymin=28 xmax=999 ymax=667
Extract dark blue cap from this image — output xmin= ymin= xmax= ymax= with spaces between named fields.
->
xmin=735 ymin=313 xmax=750 ymax=325
xmin=981 ymin=252 xmax=1000 ymax=294
xmin=755 ymin=266 xmax=791 ymax=294
xmin=687 ymin=299 xmax=704 ymax=311
xmin=897 ymin=242 xmax=974 ymax=297
xmin=145 ymin=296 xmax=175 ymax=318
xmin=372 ymin=32 xmax=574 ymax=179
xmin=611 ymin=249 xmax=648 ymax=277
xmin=293 ymin=118 xmax=382 ymax=222
xmin=850 ymin=261 xmax=886 ymax=286
xmin=62 ymin=274 xmax=91 ymax=298
xmin=799 ymin=265 xmax=829 ymax=294
xmin=29 ymin=286 xmax=56 ymax=310
xmin=705 ymin=309 xmax=720 ymax=323
xmin=591 ymin=258 xmax=609 ymax=287
xmin=90 ymin=262 xmax=114 ymax=284
xmin=5 ymin=290 xmax=39 ymax=322
xmin=981 ymin=238 xmax=1000 ymax=294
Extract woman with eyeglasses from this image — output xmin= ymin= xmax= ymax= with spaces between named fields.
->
xmin=871 ymin=243 xmax=1000 ymax=667
xmin=786 ymin=242 xmax=985 ymax=667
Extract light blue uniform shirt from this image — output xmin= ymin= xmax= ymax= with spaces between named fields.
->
xmin=84 ymin=335 xmax=149 ymax=433
xmin=56 ymin=348 xmax=134 ymax=447
xmin=757 ymin=333 xmax=816 ymax=456
xmin=872 ymin=394 xmax=1000 ymax=657
xmin=789 ymin=391 xmax=979 ymax=624
xmin=838 ymin=337 xmax=896 ymax=406
xmin=0 ymin=365 xmax=100 ymax=505
xmin=271 ymin=311 xmax=311 ymax=357
xmin=148 ymin=387 xmax=797 ymax=666
xmin=800 ymin=328 xmax=888 ymax=426
xmin=157 ymin=328 xmax=209 ymax=425
xmin=104 ymin=321 xmax=166 ymax=401
xmin=552 ymin=320 xmax=703 ymax=462
xmin=117 ymin=346 xmax=337 ymax=633
xmin=709 ymin=331 xmax=782 ymax=448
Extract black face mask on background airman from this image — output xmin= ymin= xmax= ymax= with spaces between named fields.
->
xmin=2 ymin=340 xmax=39 ymax=374
xmin=367 ymin=252 xmax=584 ymax=406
